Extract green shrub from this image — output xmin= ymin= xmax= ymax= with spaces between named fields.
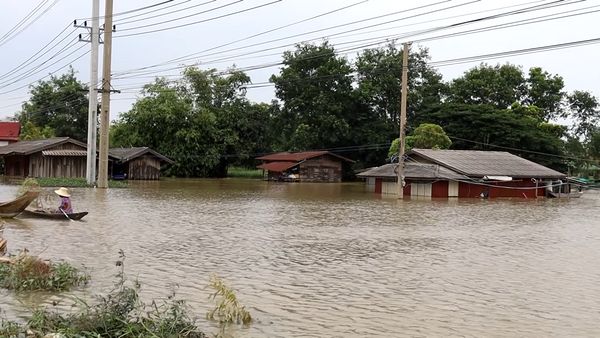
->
xmin=0 ymin=251 xmax=89 ymax=291
xmin=226 ymin=167 xmax=263 ymax=179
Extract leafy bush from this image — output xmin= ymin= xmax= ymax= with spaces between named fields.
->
xmin=207 ymin=275 xmax=252 ymax=325
xmin=0 ymin=251 xmax=89 ymax=291
xmin=1 ymin=250 xmax=206 ymax=337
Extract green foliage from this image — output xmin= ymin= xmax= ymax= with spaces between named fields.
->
xmin=568 ymin=90 xmax=600 ymax=139
xmin=448 ymin=64 xmax=566 ymax=121
xmin=207 ymin=274 xmax=252 ymax=326
xmin=19 ymin=121 xmax=55 ymax=141
xmin=0 ymin=251 xmax=89 ymax=291
xmin=14 ymin=177 xmax=127 ymax=188
xmin=416 ymin=103 xmax=566 ymax=170
xmin=112 ymin=68 xmax=271 ymax=177
xmin=1 ymin=251 xmax=206 ymax=337
xmin=17 ymin=67 xmax=89 ymax=141
xmin=16 ymin=177 xmax=41 ymax=197
xmin=227 ymin=166 xmax=263 ymax=179
xmin=388 ymin=123 xmax=451 ymax=158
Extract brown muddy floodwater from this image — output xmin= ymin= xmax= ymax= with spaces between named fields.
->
xmin=2 ymin=179 xmax=600 ymax=337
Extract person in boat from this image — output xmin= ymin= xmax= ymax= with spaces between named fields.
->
xmin=54 ymin=187 xmax=73 ymax=214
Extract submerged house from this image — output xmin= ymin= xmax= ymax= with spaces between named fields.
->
xmin=358 ymin=148 xmax=568 ymax=198
xmin=109 ymin=147 xmax=173 ymax=180
xmin=0 ymin=137 xmax=90 ymax=178
xmin=256 ymin=151 xmax=354 ymax=182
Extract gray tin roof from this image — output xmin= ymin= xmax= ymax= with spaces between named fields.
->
xmin=357 ymin=162 xmax=465 ymax=180
xmin=410 ymin=149 xmax=565 ymax=179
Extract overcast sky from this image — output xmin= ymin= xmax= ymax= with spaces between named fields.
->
xmin=0 ymin=0 xmax=598 ymax=123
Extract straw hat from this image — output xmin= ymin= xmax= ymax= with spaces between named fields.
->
xmin=54 ymin=187 xmax=71 ymax=197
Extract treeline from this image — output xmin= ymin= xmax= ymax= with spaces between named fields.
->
xmin=15 ymin=42 xmax=600 ymax=177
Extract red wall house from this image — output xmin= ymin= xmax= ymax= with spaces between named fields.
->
xmin=0 ymin=122 xmax=20 ymax=146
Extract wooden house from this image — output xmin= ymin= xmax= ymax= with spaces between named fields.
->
xmin=358 ymin=149 xmax=569 ymax=198
xmin=0 ymin=137 xmax=89 ymax=178
xmin=109 ymin=147 xmax=173 ymax=180
xmin=0 ymin=122 xmax=20 ymax=146
xmin=256 ymin=151 xmax=354 ymax=182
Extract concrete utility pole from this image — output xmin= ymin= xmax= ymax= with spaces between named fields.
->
xmin=86 ymin=0 xmax=100 ymax=186
xmin=397 ymin=42 xmax=410 ymax=199
xmin=98 ymin=0 xmax=114 ymax=189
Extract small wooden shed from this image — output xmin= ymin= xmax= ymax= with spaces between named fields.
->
xmin=109 ymin=147 xmax=173 ymax=180
xmin=0 ymin=137 xmax=89 ymax=178
xmin=256 ymin=151 xmax=354 ymax=182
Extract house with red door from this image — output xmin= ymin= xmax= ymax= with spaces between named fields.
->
xmin=256 ymin=151 xmax=354 ymax=182
xmin=358 ymin=148 xmax=569 ymax=198
xmin=0 ymin=122 xmax=20 ymax=146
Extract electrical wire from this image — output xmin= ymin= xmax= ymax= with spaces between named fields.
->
xmin=0 ymin=0 xmax=62 ymax=48
xmin=0 ymin=0 xmax=49 ymax=45
xmin=77 ymin=0 xmax=185 ymax=21
xmin=115 ymin=0 xmax=217 ymax=26
xmin=115 ymin=0 xmax=284 ymax=38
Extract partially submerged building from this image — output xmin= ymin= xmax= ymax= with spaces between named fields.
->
xmin=256 ymin=151 xmax=354 ymax=182
xmin=0 ymin=137 xmax=90 ymax=178
xmin=109 ymin=147 xmax=174 ymax=180
xmin=358 ymin=148 xmax=569 ymax=198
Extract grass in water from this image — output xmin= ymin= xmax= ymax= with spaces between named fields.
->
xmin=227 ymin=166 xmax=263 ymax=179
xmin=207 ymin=274 xmax=253 ymax=325
xmin=0 ymin=250 xmax=207 ymax=338
xmin=0 ymin=250 xmax=89 ymax=292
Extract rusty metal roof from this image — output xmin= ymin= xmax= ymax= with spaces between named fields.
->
xmin=0 ymin=122 xmax=20 ymax=141
xmin=0 ymin=137 xmax=86 ymax=156
xmin=410 ymin=148 xmax=565 ymax=179
xmin=257 ymin=161 xmax=298 ymax=172
xmin=256 ymin=151 xmax=354 ymax=163
xmin=42 ymin=150 xmax=87 ymax=156
xmin=357 ymin=162 xmax=465 ymax=180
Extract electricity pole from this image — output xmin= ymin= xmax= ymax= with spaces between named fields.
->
xmin=86 ymin=0 xmax=100 ymax=186
xmin=98 ymin=0 xmax=114 ymax=188
xmin=397 ymin=42 xmax=410 ymax=199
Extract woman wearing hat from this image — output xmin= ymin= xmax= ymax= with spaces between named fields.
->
xmin=54 ymin=187 xmax=73 ymax=214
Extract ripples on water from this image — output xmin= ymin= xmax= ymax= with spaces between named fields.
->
xmin=2 ymin=180 xmax=600 ymax=337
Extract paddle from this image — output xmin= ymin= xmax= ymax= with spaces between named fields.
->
xmin=59 ymin=208 xmax=73 ymax=222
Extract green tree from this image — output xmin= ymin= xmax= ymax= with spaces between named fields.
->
xmin=416 ymin=103 xmax=566 ymax=170
xmin=19 ymin=121 xmax=55 ymax=140
xmin=270 ymin=42 xmax=355 ymax=151
xmin=17 ymin=68 xmax=89 ymax=141
xmin=111 ymin=67 xmax=272 ymax=177
xmin=388 ymin=123 xmax=451 ymax=159
xmin=448 ymin=64 xmax=566 ymax=121
xmin=567 ymin=90 xmax=599 ymax=139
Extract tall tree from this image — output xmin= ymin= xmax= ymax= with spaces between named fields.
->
xmin=388 ymin=123 xmax=452 ymax=159
xmin=567 ymin=90 xmax=600 ymax=139
xmin=17 ymin=68 xmax=89 ymax=141
xmin=270 ymin=42 xmax=355 ymax=151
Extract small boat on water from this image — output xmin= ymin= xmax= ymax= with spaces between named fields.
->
xmin=21 ymin=209 xmax=88 ymax=221
xmin=0 ymin=191 xmax=40 ymax=218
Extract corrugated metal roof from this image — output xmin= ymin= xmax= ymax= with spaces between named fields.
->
xmin=0 ymin=137 xmax=85 ymax=156
xmin=357 ymin=162 xmax=465 ymax=180
xmin=42 ymin=150 xmax=87 ymax=156
xmin=257 ymin=161 xmax=298 ymax=172
xmin=0 ymin=122 xmax=20 ymax=141
xmin=410 ymin=148 xmax=565 ymax=179
xmin=256 ymin=151 xmax=354 ymax=163
xmin=109 ymin=147 xmax=174 ymax=164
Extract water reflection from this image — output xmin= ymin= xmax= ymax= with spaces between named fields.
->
xmin=1 ymin=180 xmax=600 ymax=337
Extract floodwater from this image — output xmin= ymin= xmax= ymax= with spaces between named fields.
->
xmin=2 ymin=179 xmax=600 ymax=337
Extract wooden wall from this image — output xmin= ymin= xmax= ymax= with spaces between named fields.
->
xmin=298 ymin=155 xmax=343 ymax=182
xmin=126 ymin=155 xmax=162 ymax=180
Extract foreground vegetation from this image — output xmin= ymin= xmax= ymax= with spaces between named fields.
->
xmin=1 ymin=251 xmax=253 ymax=338
xmin=0 ymin=251 xmax=89 ymax=292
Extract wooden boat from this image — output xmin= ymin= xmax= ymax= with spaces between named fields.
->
xmin=0 ymin=191 xmax=40 ymax=218
xmin=21 ymin=209 xmax=88 ymax=221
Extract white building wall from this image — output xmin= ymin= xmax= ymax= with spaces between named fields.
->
xmin=448 ymin=181 xmax=459 ymax=197
xmin=411 ymin=183 xmax=432 ymax=197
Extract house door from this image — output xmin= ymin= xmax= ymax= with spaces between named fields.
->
xmin=375 ymin=178 xmax=382 ymax=194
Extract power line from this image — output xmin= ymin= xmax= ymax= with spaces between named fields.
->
xmin=0 ymin=0 xmax=49 ymax=45
xmin=77 ymin=0 xmax=184 ymax=21
xmin=115 ymin=0 xmax=217 ymax=26
xmin=115 ymin=0 xmax=284 ymax=38
xmin=0 ymin=0 xmax=62 ymax=48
